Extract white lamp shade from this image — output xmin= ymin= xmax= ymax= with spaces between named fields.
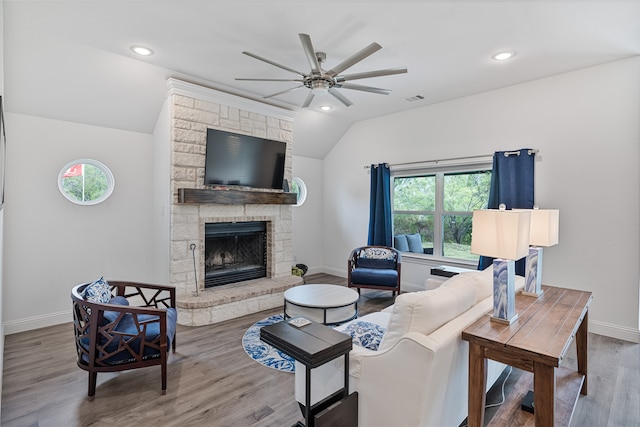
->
xmin=529 ymin=209 xmax=559 ymax=247
xmin=471 ymin=209 xmax=531 ymax=260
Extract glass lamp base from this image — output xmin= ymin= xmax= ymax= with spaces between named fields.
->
xmin=491 ymin=259 xmax=518 ymax=324
xmin=524 ymin=246 xmax=544 ymax=297
xmin=490 ymin=313 xmax=519 ymax=325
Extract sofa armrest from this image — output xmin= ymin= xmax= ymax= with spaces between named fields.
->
xmin=295 ymin=325 xmax=505 ymax=427
xmin=294 ymin=332 xmax=438 ymax=422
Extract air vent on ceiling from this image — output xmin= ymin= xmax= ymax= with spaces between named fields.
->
xmin=406 ymin=95 xmax=425 ymax=102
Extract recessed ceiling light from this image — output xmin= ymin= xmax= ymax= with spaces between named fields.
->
xmin=131 ymin=46 xmax=153 ymax=56
xmin=492 ymin=50 xmax=516 ymax=61
xmin=319 ymin=105 xmax=332 ymax=111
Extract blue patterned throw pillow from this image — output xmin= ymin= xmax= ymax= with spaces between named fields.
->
xmin=82 ymin=277 xmax=112 ymax=304
xmin=361 ymin=247 xmax=394 ymax=260
xmin=359 ymin=247 xmax=396 ymax=269
xmin=341 ymin=321 xmax=386 ymax=351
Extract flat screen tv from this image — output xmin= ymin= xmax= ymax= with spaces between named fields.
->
xmin=204 ymin=128 xmax=286 ymax=190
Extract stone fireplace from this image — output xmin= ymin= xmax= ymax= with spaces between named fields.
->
xmin=164 ymin=79 xmax=303 ymax=326
xmin=204 ymin=221 xmax=267 ymax=288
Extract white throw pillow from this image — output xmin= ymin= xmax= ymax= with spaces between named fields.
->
xmin=379 ymin=280 xmax=477 ymax=351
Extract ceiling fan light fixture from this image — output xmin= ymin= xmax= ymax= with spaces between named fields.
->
xmin=131 ymin=45 xmax=153 ymax=56
xmin=237 ymin=33 xmax=406 ymax=109
xmin=492 ymin=50 xmax=516 ymax=61
xmin=309 ymin=79 xmax=332 ymax=94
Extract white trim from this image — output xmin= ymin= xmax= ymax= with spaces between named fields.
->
xmin=4 ymin=297 xmax=638 ymax=345
xmin=292 ymin=176 xmax=308 ymax=207
xmin=589 ymin=319 xmax=640 ymax=344
xmin=321 ymin=266 xmax=346 ymax=278
xmin=166 ymin=78 xmax=297 ymax=122
xmin=3 ymin=310 xmax=71 ymax=335
xmin=57 ymin=159 xmax=115 ymax=205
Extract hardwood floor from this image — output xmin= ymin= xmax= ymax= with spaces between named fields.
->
xmin=2 ymin=273 xmax=638 ymax=426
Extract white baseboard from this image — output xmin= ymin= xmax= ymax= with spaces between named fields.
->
xmin=4 ymin=310 xmax=71 ymax=335
xmin=589 ymin=319 xmax=639 ymax=343
xmin=6 ymin=295 xmax=638 ymax=345
xmin=317 ymin=266 xmax=345 ymax=278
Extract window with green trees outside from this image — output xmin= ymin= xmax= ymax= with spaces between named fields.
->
xmin=393 ymin=168 xmax=491 ymax=262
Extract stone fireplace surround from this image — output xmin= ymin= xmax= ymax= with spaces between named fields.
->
xmin=166 ymin=79 xmax=303 ymax=326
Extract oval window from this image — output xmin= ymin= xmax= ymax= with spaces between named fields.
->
xmin=58 ymin=159 xmax=115 ymax=205
xmin=291 ymin=176 xmax=307 ymax=207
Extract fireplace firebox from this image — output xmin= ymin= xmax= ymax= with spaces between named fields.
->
xmin=204 ymin=221 xmax=267 ymax=288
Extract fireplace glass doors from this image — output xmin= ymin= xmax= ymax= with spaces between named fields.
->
xmin=204 ymin=221 xmax=268 ymax=288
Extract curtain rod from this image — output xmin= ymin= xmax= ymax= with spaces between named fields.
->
xmin=364 ymin=149 xmax=538 ymax=169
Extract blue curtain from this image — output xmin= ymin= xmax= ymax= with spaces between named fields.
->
xmin=367 ymin=163 xmax=392 ymax=246
xmin=478 ymin=149 xmax=535 ymax=273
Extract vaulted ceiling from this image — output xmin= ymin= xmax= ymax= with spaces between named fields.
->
xmin=4 ymin=1 xmax=640 ymax=158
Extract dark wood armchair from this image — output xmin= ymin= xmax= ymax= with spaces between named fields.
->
xmin=348 ymin=246 xmax=402 ymax=296
xmin=71 ymin=280 xmax=177 ymax=400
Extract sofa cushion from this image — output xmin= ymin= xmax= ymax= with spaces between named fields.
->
xmin=394 ymin=234 xmax=409 ymax=252
xmin=379 ymin=280 xmax=477 ymax=351
xmin=82 ymin=277 xmax=112 ymax=304
xmin=406 ymin=233 xmax=423 ymax=253
xmin=351 ymin=268 xmax=398 ymax=287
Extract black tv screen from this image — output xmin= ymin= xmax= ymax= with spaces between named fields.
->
xmin=204 ymin=128 xmax=286 ymax=190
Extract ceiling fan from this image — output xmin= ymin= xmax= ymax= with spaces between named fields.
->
xmin=236 ymin=33 xmax=407 ymax=108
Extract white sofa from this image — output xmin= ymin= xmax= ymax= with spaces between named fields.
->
xmin=294 ymin=268 xmax=524 ymax=427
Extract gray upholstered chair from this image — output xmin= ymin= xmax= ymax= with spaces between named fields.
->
xmin=347 ymin=246 xmax=401 ymax=296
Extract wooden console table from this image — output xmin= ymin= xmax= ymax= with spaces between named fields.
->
xmin=462 ymin=285 xmax=592 ymax=426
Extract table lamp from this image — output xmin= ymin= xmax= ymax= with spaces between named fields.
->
xmin=471 ymin=205 xmax=531 ymax=325
xmin=522 ymin=208 xmax=559 ymax=297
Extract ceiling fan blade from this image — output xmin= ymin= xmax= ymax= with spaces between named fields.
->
xmin=263 ymin=85 xmax=305 ymax=99
xmin=302 ymin=92 xmax=315 ymax=108
xmin=328 ymin=88 xmax=353 ymax=107
xmin=336 ymin=67 xmax=408 ymax=82
xmin=242 ymin=51 xmax=307 ymax=78
xmin=326 ymin=42 xmax=382 ymax=77
xmin=235 ymin=78 xmax=304 ymax=82
xmin=335 ymin=83 xmax=390 ymax=95
xmin=299 ymin=33 xmax=322 ymax=74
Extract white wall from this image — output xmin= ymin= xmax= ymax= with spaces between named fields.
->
xmin=2 ymin=113 xmax=155 ymax=334
xmin=292 ymin=155 xmax=324 ymax=275
xmin=1 ymin=0 xmax=6 ymax=403
xmin=151 ymin=98 xmax=171 ymax=284
xmin=323 ymin=56 xmax=640 ymax=342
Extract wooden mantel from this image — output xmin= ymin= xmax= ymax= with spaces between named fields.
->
xmin=177 ymin=188 xmax=297 ymax=205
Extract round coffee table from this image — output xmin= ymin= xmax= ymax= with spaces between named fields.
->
xmin=284 ymin=284 xmax=360 ymax=325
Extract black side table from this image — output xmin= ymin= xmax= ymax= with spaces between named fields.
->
xmin=260 ymin=319 xmax=356 ymax=427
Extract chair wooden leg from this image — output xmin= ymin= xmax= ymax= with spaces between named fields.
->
xmin=88 ymin=371 xmax=97 ymax=400
xmin=161 ymin=358 xmax=167 ymax=395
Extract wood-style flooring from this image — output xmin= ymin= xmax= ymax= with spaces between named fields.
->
xmin=2 ymin=273 xmax=638 ymax=426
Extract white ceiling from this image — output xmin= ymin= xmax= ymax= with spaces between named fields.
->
xmin=4 ymin=1 xmax=640 ymax=159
